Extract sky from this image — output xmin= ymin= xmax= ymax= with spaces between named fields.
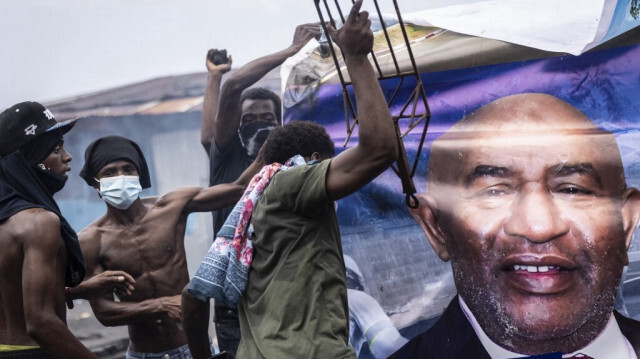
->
xmin=0 ymin=0 xmax=433 ymax=110
xmin=5 ymin=0 xmax=630 ymax=111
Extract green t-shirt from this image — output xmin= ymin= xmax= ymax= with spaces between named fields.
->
xmin=236 ymin=159 xmax=356 ymax=359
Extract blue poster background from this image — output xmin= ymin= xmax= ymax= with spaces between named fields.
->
xmin=283 ymin=42 xmax=640 ymax=357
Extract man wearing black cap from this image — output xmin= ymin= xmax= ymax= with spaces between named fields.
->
xmin=0 ymin=102 xmax=135 ymax=358
xmin=77 ymin=135 xmax=264 ymax=359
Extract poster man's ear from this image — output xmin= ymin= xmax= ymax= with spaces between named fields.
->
xmin=409 ymin=193 xmax=450 ymax=262
xmin=622 ymin=188 xmax=640 ymax=257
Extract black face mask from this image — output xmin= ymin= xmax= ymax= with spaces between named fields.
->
xmin=238 ymin=121 xmax=276 ymax=158
xmin=0 ymin=149 xmax=85 ymax=288
xmin=35 ymin=165 xmax=68 ymax=195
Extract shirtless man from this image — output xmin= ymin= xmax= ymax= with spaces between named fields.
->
xmin=77 ymin=135 xmax=263 ymax=359
xmin=0 ymin=101 xmax=132 ymax=359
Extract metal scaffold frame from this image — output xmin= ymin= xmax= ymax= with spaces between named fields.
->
xmin=314 ymin=0 xmax=431 ymax=208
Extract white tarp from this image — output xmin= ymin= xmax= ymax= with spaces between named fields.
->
xmin=399 ymin=0 xmax=639 ymax=55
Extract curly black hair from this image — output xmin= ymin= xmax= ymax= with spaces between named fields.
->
xmin=240 ymin=87 xmax=282 ymax=125
xmin=263 ymin=121 xmax=335 ymax=164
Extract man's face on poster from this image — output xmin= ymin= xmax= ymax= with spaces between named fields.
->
xmin=412 ymin=93 xmax=640 ymax=353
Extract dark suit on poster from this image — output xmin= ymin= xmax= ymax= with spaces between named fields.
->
xmin=390 ymin=296 xmax=491 ymax=359
xmin=391 ymin=296 xmax=640 ymax=359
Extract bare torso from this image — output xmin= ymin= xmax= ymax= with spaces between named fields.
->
xmin=0 ymin=209 xmax=67 ymax=346
xmin=81 ymin=190 xmax=200 ymax=352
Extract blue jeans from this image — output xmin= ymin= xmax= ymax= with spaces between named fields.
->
xmin=126 ymin=344 xmax=193 ymax=359
xmin=213 ymin=303 xmax=240 ymax=356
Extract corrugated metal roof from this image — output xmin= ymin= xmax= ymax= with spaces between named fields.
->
xmin=137 ymin=96 xmax=204 ymax=115
xmin=46 ymin=69 xmax=281 ymax=120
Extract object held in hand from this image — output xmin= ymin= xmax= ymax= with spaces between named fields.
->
xmin=207 ymin=49 xmax=229 ymax=65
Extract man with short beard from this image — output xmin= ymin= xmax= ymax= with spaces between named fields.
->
xmin=393 ymin=93 xmax=640 ymax=358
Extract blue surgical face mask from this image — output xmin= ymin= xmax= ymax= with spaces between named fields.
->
xmin=96 ymin=175 xmax=142 ymax=210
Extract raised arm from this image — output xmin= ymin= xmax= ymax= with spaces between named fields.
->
xmin=326 ymin=0 xmax=398 ymax=200
xmin=201 ymin=49 xmax=233 ymax=155
xmin=184 ymin=145 xmax=265 ymax=213
xmin=213 ymin=23 xmax=322 ymax=151
xmin=21 ymin=210 xmax=98 ymax=359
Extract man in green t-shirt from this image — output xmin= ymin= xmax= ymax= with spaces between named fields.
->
xmin=182 ymin=1 xmax=398 ymax=358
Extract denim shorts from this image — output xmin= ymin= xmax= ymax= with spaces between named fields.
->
xmin=125 ymin=344 xmax=193 ymax=359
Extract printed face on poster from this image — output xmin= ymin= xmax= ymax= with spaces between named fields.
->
xmin=282 ymin=23 xmax=640 ymax=357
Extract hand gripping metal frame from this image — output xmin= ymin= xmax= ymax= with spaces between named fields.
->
xmin=314 ymin=0 xmax=431 ymax=208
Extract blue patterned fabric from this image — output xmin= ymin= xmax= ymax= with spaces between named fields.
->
xmin=189 ymin=155 xmax=306 ymax=307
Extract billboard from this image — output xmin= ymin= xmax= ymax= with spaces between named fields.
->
xmin=282 ymin=16 xmax=640 ymax=357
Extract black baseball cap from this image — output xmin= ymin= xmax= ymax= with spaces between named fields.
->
xmin=0 ymin=101 xmax=76 ymax=157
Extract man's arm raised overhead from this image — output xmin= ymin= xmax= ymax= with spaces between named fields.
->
xmin=326 ymin=0 xmax=398 ymax=200
xmin=213 ymin=23 xmax=321 ymax=151
xmin=200 ymin=49 xmax=232 ymax=155
xmin=182 ymin=143 xmax=265 ymax=214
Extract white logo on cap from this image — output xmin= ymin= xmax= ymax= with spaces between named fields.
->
xmin=43 ymin=109 xmax=54 ymax=120
xmin=24 ymin=124 xmax=38 ymax=136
